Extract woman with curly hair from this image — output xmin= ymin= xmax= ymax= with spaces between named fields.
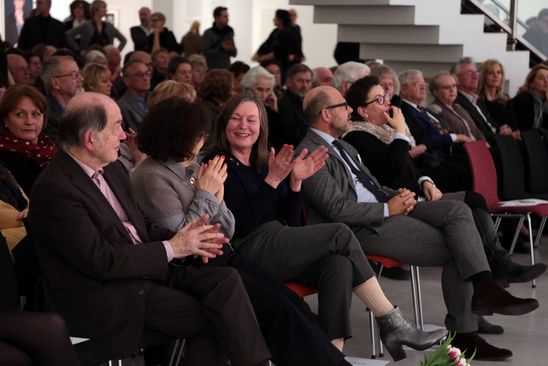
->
xmin=197 ymin=69 xmax=234 ymax=121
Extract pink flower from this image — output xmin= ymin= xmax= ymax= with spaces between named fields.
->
xmin=448 ymin=347 xmax=461 ymax=360
xmin=455 ymin=358 xmax=468 ymax=366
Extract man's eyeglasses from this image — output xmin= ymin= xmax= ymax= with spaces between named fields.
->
xmin=53 ymin=71 xmax=81 ymax=80
xmin=437 ymin=84 xmax=457 ymax=91
xmin=364 ymin=93 xmax=390 ymax=106
xmin=320 ymin=101 xmax=348 ymax=114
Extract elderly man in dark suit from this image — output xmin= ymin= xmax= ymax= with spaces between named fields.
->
xmin=117 ymin=60 xmax=151 ymax=131
xmin=28 ymin=92 xmax=270 ymax=365
xmin=296 ymin=85 xmax=540 ymax=361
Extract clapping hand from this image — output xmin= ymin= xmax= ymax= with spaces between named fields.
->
xmin=196 ymin=155 xmax=227 ymax=201
xmin=264 ymin=144 xmax=296 ymax=189
xmin=289 ymin=146 xmax=329 ymax=191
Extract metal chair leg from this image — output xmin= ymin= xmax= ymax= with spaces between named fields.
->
xmin=175 ymin=339 xmax=186 ymax=365
xmin=368 ymin=309 xmax=377 ymax=359
xmin=412 ymin=266 xmax=424 ymax=330
xmin=534 ymin=217 xmax=547 ymax=248
xmin=526 ymin=214 xmax=537 ymax=288
xmin=508 ymin=216 xmax=526 ymax=254
xmin=410 ymin=265 xmax=423 ymax=330
xmin=493 ymin=216 xmax=502 ymax=232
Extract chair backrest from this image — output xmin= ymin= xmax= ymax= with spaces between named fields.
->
xmin=492 ymin=135 xmax=529 ymax=200
xmin=463 ymin=141 xmax=500 ymax=208
xmin=521 ymin=130 xmax=548 ymax=194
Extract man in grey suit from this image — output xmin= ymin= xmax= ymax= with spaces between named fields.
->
xmin=117 ymin=60 xmax=151 ymax=131
xmin=297 ymin=86 xmax=539 ymax=361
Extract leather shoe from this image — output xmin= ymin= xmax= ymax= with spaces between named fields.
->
xmin=506 ymin=262 xmax=547 ymax=283
xmin=472 ymin=279 xmax=539 ymax=316
xmin=452 ymin=332 xmax=512 ymax=361
xmin=477 ymin=316 xmax=504 ymax=334
xmin=376 ymin=307 xmax=447 ymax=361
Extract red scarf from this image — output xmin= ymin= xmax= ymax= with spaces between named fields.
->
xmin=0 ymin=131 xmax=57 ymax=167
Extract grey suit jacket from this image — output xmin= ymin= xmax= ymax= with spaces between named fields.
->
xmin=117 ymin=91 xmax=149 ymax=131
xmin=66 ymin=20 xmax=127 ymax=52
xmin=130 ymin=158 xmax=235 ymax=238
xmin=297 ymin=129 xmax=396 ymax=231
xmin=428 ymin=99 xmax=485 ymax=141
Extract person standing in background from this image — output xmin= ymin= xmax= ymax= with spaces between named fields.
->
xmin=202 ymin=7 xmax=237 ymax=69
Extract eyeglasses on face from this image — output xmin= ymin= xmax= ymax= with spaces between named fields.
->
xmin=320 ymin=101 xmax=348 ymax=114
xmin=53 ymin=71 xmax=81 ymax=79
xmin=437 ymin=84 xmax=457 ymax=91
xmin=364 ymin=93 xmax=390 ymax=106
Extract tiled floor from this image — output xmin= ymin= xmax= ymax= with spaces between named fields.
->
xmin=305 ymin=235 xmax=548 ymax=366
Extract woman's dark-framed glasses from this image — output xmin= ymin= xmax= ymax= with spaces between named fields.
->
xmin=364 ymin=93 xmax=389 ymax=106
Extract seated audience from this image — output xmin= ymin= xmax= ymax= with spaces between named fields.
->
xmin=103 ymin=44 xmax=122 ymax=83
xmin=147 ymin=12 xmax=180 ymax=54
xmin=333 ymin=61 xmax=370 ymax=96
xmin=343 ymin=76 xmax=546 ymax=288
xmin=206 ymin=93 xmax=446 ymax=359
xmin=26 ymin=53 xmax=42 ymax=86
xmin=189 ymin=54 xmax=208 ymax=91
xmin=0 ymin=85 xmax=57 ymax=196
xmin=261 ymin=59 xmax=283 ymax=97
xmin=297 ymin=85 xmax=539 ymax=361
xmin=451 ymin=57 xmax=498 ymax=143
xmin=131 ymin=97 xmax=352 ymax=366
xmin=197 ymin=69 xmax=234 ymax=122
xmin=398 ymin=69 xmax=472 ymax=192
xmin=241 ymin=66 xmax=283 ymax=149
xmin=82 ymin=62 xmax=112 ymax=95
xmin=312 ymin=67 xmax=335 ymax=87
xmin=117 ymin=60 xmax=151 ymax=131
xmin=277 ymin=63 xmax=313 ymax=146
xmin=508 ymin=63 xmax=548 ymax=131
xmin=28 ymin=91 xmax=271 ymax=366
xmin=167 ymin=56 xmax=193 ymax=85
xmin=477 ymin=59 xmax=516 ymax=138
xmin=428 ymin=72 xmax=486 ymax=141
xmin=41 ymin=55 xmax=83 ymax=143
xmin=83 ymin=48 xmax=107 ymax=66
xmin=66 ymin=0 xmax=127 ymax=54
xmin=228 ymin=60 xmax=250 ymax=94
xmin=150 ymin=48 xmax=169 ymax=89
xmin=7 ymin=53 xmax=30 ymax=85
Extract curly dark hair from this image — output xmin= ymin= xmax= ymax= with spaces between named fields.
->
xmin=137 ymin=97 xmax=210 ymax=162
xmin=197 ymin=69 xmax=234 ymax=105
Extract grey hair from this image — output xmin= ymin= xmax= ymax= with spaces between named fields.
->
xmin=103 ymin=45 xmax=118 ymax=58
xmin=84 ymin=50 xmax=107 ymax=65
xmin=41 ymin=56 xmax=73 ymax=93
xmin=188 ymin=54 xmax=207 ymax=68
xmin=450 ymin=56 xmax=475 ymax=75
xmin=333 ymin=61 xmax=370 ymax=89
xmin=398 ymin=69 xmax=423 ymax=86
xmin=303 ymin=90 xmax=332 ymax=126
xmin=429 ymin=72 xmax=456 ymax=94
xmin=59 ymin=103 xmax=108 ymax=149
xmin=370 ymin=64 xmax=400 ymax=95
xmin=240 ymin=66 xmax=274 ymax=90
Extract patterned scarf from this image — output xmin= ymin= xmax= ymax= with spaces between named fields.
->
xmin=349 ymin=121 xmax=397 ymax=144
xmin=0 ymin=131 xmax=57 ymax=167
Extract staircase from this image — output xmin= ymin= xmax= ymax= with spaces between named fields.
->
xmin=291 ymin=0 xmax=530 ymax=96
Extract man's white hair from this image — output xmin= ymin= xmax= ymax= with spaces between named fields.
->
xmin=333 ymin=61 xmax=370 ymax=89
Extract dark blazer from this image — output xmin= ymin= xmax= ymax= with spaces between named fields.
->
xmin=117 ymin=91 xmax=148 ymax=131
xmin=400 ymin=99 xmax=453 ymax=152
xmin=509 ymin=91 xmax=548 ymax=131
xmin=130 ymin=25 xmax=148 ymax=51
xmin=17 ymin=15 xmax=66 ymax=51
xmin=0 ymin=151 xmax=44 ymax=197
xmin=28 ymin=149 xmax=171 ymax=358
xmin=277 ymin=89 xmax=308 ymax=146
xmin=455 ymin=92 xmax=496 ymax=143
xmin=44 ymin=93 xmax=64 ymax=144
xmin=146 ymin=28 xmax=181 ymax=53
xmin=297 ymin=129 xmax=396 ymax=231
xmin=428 ymin=99 xmax=485 ymax=141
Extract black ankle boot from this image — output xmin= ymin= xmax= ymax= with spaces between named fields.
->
xmin=477 ymin=316 xmax=504 ymax=334
xmin=452 ymin=332 xmax=512 ymax=361
xmin=375 ymin=307 xmax=447 ymax=361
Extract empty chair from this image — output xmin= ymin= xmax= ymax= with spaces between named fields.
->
xmin=521 ymin=130 xmax=548 ymax=194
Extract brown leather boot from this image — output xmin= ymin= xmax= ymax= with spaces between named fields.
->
xmin=472 ymin=279 xmax=539 ymax=315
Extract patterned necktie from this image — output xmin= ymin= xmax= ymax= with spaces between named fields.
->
xmin=418 ymin=106 xmax=449 ymax=134
xmin=332 ymin=140 xmax=388 ymax=203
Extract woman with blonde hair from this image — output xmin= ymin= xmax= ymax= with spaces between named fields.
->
xmin=477 ymin=59 xmax=514 ymax=136
xmin=148 ymin=80 xmax=197 ymax=109
xmin=509 ymin=63 xmax=548 ymax=131
xmin=82 ymin=62 xmax=112 ymax=95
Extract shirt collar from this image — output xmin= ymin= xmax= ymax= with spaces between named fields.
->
xmin=310 ymin=127 xmax=336 ymax=145
xmin=66 ymin=151 xmax=103 ymax=178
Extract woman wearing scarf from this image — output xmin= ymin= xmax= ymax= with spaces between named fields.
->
xmin=0 ymin=85 xmax=57 ymax=196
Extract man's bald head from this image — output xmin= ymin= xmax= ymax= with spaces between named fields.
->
xmin=60 ymin=92 xmax=118 ymax=149
xmin=8 ymin=54 xmax=30 ymax=85
xmin=303 ymin=86 xmax=339 ymax=126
